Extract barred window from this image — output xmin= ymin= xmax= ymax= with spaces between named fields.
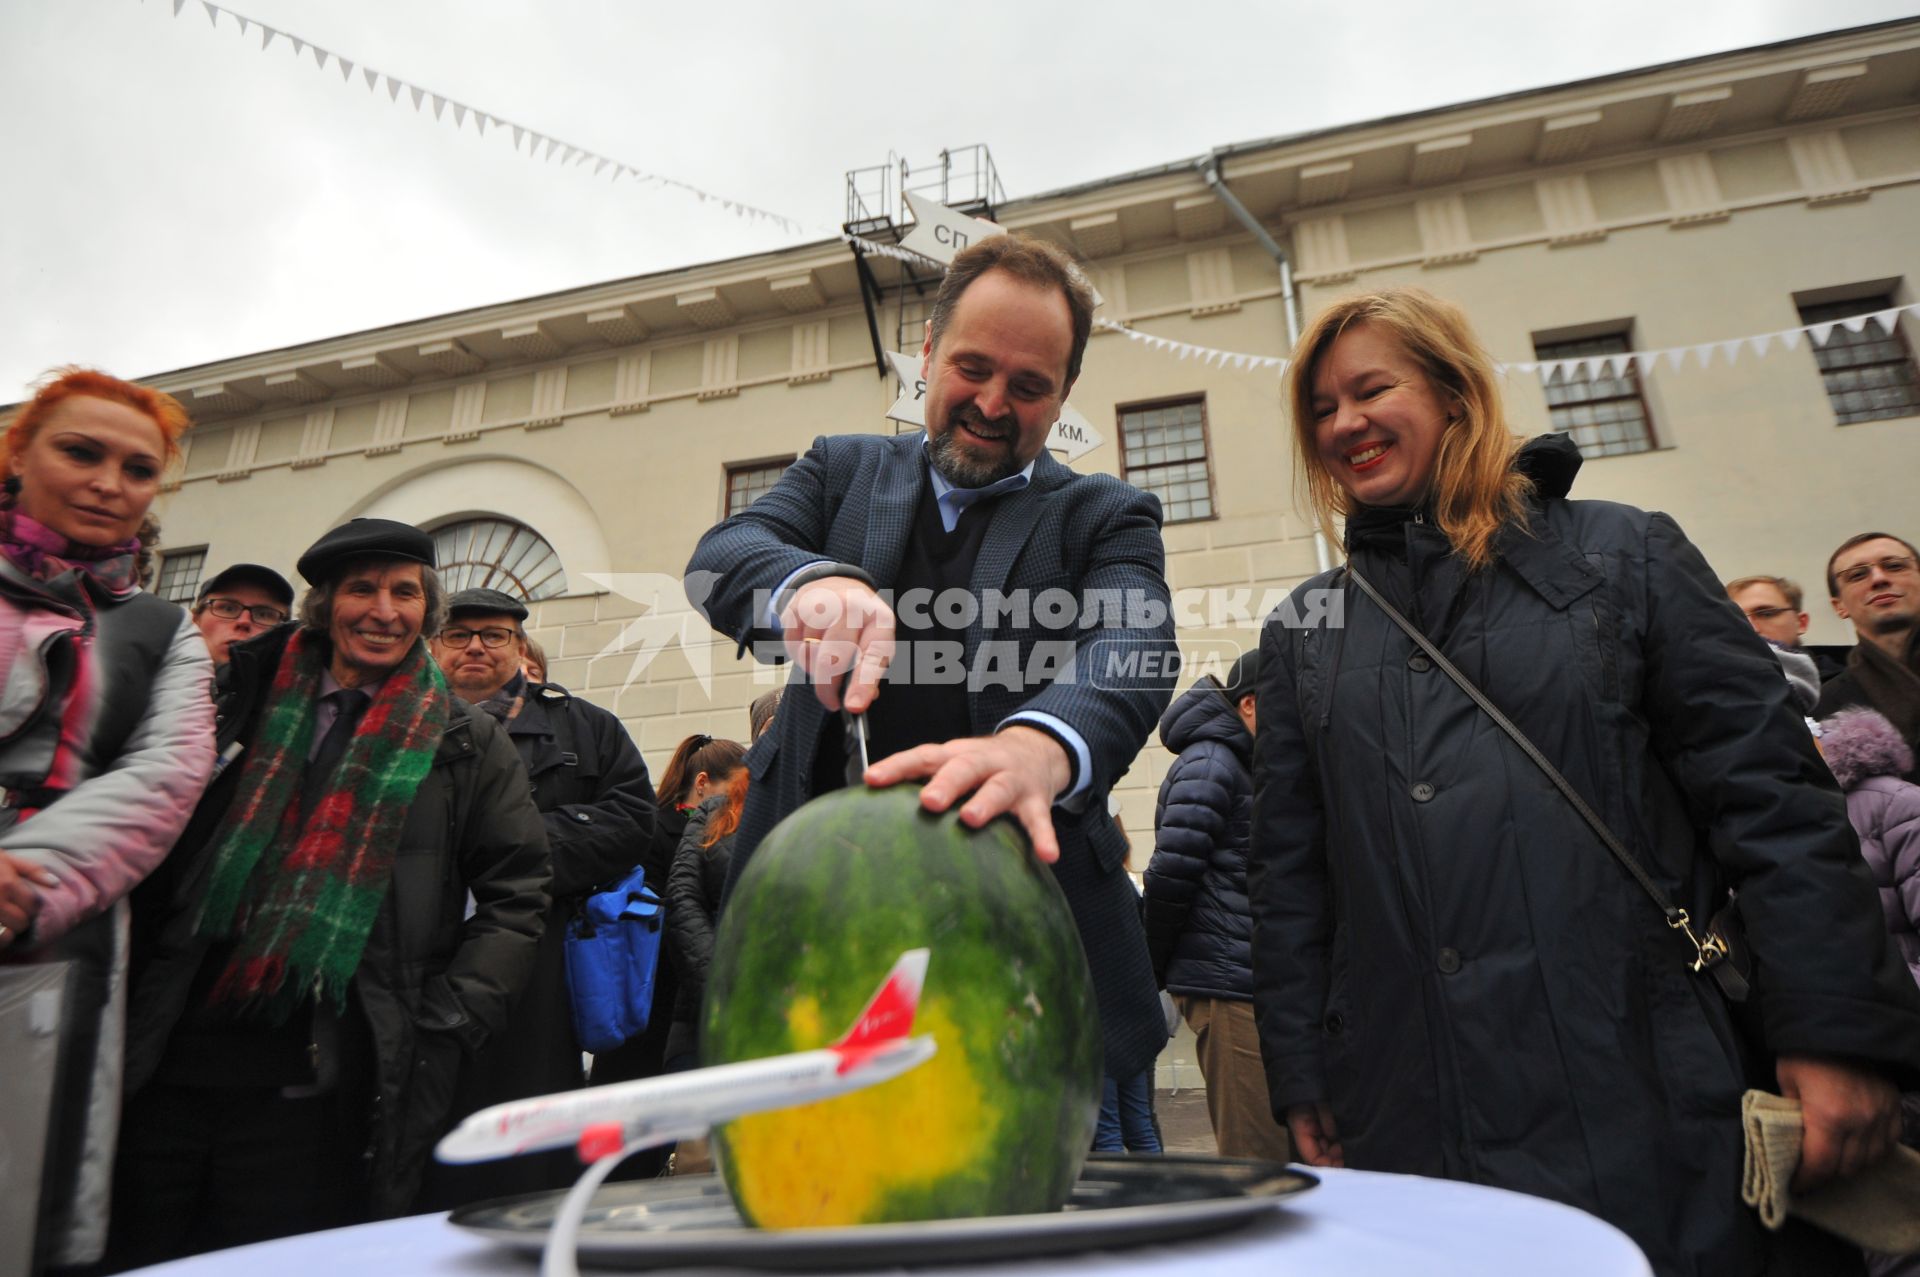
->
xmin=431 ymin=518 xmax=567 ymax=600
xmin=1533 ymin=331 xmax=1657 ymax=458
xmin=1119 ymin=398 xmax=1215 ymax=523
xmin=1798 ymin=295 xmax=1920 ymax=426
xmin=726 ymin=459 xmax=793 ymax=517
xmin=154 ymin=547 xmax=206 ymax=604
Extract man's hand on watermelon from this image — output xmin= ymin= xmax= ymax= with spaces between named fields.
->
xmin=864 ymin=727 xmax=1072 ymax=863
xmin=782 ymin=577 xmax=895 ymax=713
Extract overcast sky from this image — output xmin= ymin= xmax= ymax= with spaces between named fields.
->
xmin=4 ymin=0 xmax=1916 ymax=395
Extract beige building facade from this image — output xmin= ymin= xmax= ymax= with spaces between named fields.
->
xmin=137 ymin=20 xmax=1920 ymax=860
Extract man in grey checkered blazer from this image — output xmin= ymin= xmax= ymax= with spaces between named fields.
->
xmin=686 ymin=234 xmax=1177 ymax=1079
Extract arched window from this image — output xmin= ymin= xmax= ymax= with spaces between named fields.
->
xmin=431 ymin=517 xmax=568 ymax=600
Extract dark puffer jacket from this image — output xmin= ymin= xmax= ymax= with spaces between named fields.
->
xmin=1251 ymin=434 xmax=1920 ymax=1277
xmin=664 ymin=792 xmax=736 ymax=1063
xmin=1142 ymin=680 xmax=1254 ymax=999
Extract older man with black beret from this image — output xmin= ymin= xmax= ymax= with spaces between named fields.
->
xmin=109 ymin=520 xmax=550 ymax=1267
xmin=416 ymin=585 xmax=661 ymax=1205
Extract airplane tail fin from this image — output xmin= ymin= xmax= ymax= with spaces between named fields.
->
xmin=830 ymin=948 xmax=930 ymax=1058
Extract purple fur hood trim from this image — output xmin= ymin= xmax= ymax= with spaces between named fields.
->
xmin=1819 ymin=707 xmax=1916 ymax=789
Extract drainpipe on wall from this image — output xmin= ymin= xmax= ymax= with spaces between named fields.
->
xmin=1196 ymin=150 xmax=1334 ymax=574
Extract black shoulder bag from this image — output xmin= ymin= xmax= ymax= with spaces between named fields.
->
xmin=1344 ymin=564 xmax=1753 ymax=1006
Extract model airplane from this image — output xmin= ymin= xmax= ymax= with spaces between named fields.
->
xmin=435 ymin=947 xmax=935 ymax=1167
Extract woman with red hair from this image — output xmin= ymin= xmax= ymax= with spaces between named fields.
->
xmin=1 ymin=369 xmax=214 ymax=1267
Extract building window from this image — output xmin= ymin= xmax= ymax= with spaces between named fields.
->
xmin=153 ymin=547 xmax=206 ymax=604
xmin=431 ymin=518 xmax=567 ymax=600
xmin=1119 ymin=397 xmax=1215 ymax=523
xmin=726 ymin=458 xmax=794 ymax=517
xmin=1533 ymin=331 xmax=1657 ymax=458
xmin=1798 ymin=295 xmax=1920 ymax=426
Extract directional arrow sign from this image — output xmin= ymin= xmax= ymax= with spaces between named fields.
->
xmin=884 ymin=349 xmax=1103 ymax=462
xmin=884 ymin=349 xmax=928 ymax=427
xmin=1049 ymin=404 xmax=1103 ymax=462
xmin=899 ymin=192 xmax=1005 ymax=266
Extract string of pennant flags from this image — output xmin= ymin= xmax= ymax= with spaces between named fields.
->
xmin=153 ymin=0 xmax=991 ymax=271
xmin=144 ymin=0 xmax=1915 ymax=393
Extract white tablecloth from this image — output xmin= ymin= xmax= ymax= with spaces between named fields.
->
xmin=128 ymin=1167 xmax=1651 ymax=1277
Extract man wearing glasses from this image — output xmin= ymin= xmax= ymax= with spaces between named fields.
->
xmin=418 ymin=587 xmax=661 ymax=1206
xmin=190 ymin=563 xmax=294 ymax=664
xmin=1816 ymin=532 xmax=1920 ymax=781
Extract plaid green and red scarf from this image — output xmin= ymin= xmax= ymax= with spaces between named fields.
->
xmin=195 ymin=627 xmax=451 ymax=1020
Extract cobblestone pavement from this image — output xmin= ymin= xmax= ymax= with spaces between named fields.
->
xmin=1154 ymin=1087 xmax=1216 ymax=1155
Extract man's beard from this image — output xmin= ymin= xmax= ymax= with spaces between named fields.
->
xmin=928 ymin=409 xmax=1024 ymax=488
xmin=1865 ymin=609 xmax=1917 ymax=638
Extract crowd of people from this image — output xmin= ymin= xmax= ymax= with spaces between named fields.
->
xmin=1 ymin=233 xmax=1917 ymax=1277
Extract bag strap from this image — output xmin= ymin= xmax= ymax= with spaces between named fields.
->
xmin=1342 ymin=562 xmax=1729 ymax=975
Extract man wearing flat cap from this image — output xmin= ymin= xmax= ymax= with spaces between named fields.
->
xmin=190 ymin=562 xmax=295 ymax=665
xmin=109 ymin=520 xmax=551 ymax=1266
xmin=417 ymin=586 xmax=662 ymax=1205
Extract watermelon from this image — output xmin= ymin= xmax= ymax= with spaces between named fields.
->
xmin=702 ymin=783 xmax=1103 ymax=1228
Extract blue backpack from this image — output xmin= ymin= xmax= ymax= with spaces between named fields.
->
xmin=563 ymin=864 xmax=664 ymax=1054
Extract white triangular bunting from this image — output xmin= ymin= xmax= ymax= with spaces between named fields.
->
xmin=431 ymin=95 xmax=446 ymax=120
xmin=363 ymin=67 xmax=377 ymax=90
xmin=410 ymin=85 xmax=426 ymax=110
xmin=451 ymin=104 xmax=467 ymax=128
xmin=1634 ymin=352 xmax=1659 ymax=376
xmin=338 ymin=58 xmax=353 ymax=82
xmin=1664 ymin=349 xmax=1687 ymax=372
xmin=259 ymin=23 xmax=274 ymax=49
xmin=234 ymin=15 xmax=248 ymax=36
xmin=1841 ymin=312 xmax=1872 ymax=334
xmin=202 ymin=2 xmax=218 ymax=27
xmin=1780 ymin=329 xmax=1804 ymax=351
xmin=291 ymin=36 xmax=304 ymax=56
xmin=1809 ymin=321 xmax=1838 ymax=345
xmin=172 ymin=0 xmax=187 ymax=16
xmin=474 ymin=113 xmax=489 ymax=135
xmin=1717 ymin=340 xmax=1742 ymax=365
xmin=560 ymin=145 xmax=576 ymax=163
xmin=512 ymin=125 xmax=524 ymax=149
xmin=386 ymin=76 xmax=402 ymax=102
xmin=310 ymin=45 xmax=327 ymax=70
xmin=1870 ymin=307 xmax=1902 ymax=334
xmin=1746 ymin=335 xmax=1772 ymax=359
xmin=594 ymin=158 xmax=609 ymax=176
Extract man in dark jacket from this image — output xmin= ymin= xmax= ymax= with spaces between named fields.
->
xmin=1142 ymin=653 xmax=1290 ymax=1162
xmin=110 ymin=520 xmax=549 ymax=1269
xmin=686 ymin=233 xmax=1175 ymax=1081
xmin=417 ymin=586 xmax=659 ymax=1205
xmin=1815 ymin=532 xmax=1920 ymax=782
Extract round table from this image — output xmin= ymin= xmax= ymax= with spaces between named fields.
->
xmin=126 ymin=1166 xmax=1651 ymax=1277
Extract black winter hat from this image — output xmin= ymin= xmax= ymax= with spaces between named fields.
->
xmin=445 ymin=587 xmax=529 ymax=622
xmin=295 ymin=518 xmax=435 ymax=586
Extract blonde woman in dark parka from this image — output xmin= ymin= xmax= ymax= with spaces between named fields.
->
xmin=1248 ymin=287 xmax=1920 ymax=1276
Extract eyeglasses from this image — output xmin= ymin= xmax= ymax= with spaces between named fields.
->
xmin=1743 ymin=606 xmax=1798 ymax=621
xmin=201 ymin=597 xmax=288 ymax=625
xmin=1835 ymin=556 xmax=1917 ymax=588
xmin=439 ymin=626 xmax=519 ymax=649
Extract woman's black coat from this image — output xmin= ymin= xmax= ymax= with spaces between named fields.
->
xmin=1250 ymin=434 xmax=1920 ymax=1277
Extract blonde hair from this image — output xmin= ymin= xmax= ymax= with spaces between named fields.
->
xmin=1287 ymin=287 xmax=1531 ymax=572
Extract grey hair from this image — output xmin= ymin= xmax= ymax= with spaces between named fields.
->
xmin=298 ymin=556 xmax=449 ymax=639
